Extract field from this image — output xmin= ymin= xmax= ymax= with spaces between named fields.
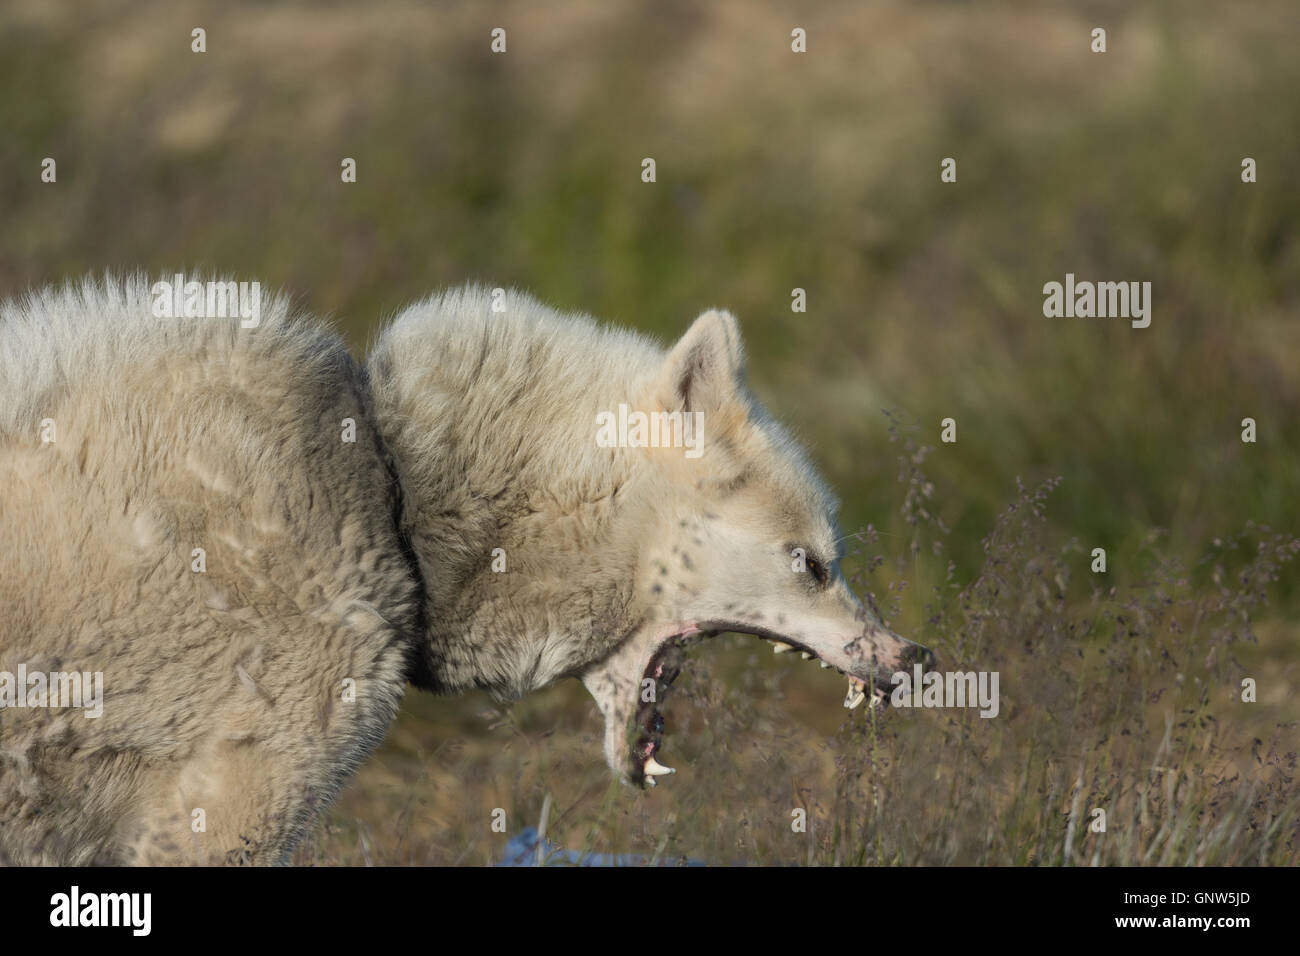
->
xmin=2 ymin=0 xmax=1296 ymax=864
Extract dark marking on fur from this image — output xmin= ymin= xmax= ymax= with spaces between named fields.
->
xmin=371 ymin=399 xmax=436 ymax=691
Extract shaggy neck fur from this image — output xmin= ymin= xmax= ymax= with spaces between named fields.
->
xmin=367 ymin=286 xmax=671 ymax=699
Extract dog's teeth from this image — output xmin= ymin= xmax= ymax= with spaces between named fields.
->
xmin=820 ymin=661 xmax=831 ymax=669
xmin=772 ymin=642 xmax=794 ymax=654
xmin=644 ymin=756 xmax=675 ymax=777
xmin=645 ymin=775 xmax=657 ymax=788
xmin=844 ymin=676 xmax=868 ymax=709
xmin=800 ymin=651 xmax=812 ymax=660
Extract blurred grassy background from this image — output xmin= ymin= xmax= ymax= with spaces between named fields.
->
xmin=2 ymin=0 xmax=1296 ymax=864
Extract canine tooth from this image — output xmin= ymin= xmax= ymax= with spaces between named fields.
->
xmin=820 ymin=661 xmax=831 ymax=669
xmin=800 ymin=652 xmax=812 ymax=660
xmin=644 ymin=756 xmax=675 ymax=777
xmin=772 ymin=642 xmax=794 ymax=654
xmin=645 ymin=776 xmax=657 ymax=788
xmin=844 ymin=676 xmax=868 ymax=709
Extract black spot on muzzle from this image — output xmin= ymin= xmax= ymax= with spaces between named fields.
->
xmin=900 ymin=644 xmax=938 ymax=672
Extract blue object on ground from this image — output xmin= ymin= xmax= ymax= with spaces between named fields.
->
xmin=497 ymin=827 xmax=706 ymax=867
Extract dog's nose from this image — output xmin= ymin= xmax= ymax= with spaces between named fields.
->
xmin=901 ymin=644 xmax=937 ymax=672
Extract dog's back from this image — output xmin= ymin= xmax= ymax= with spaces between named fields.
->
xmin=0 ymin=276 xmax=419 ymax=863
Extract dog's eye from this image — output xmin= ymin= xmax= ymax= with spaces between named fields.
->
xmin=806 ymin=556 xmax=829 ymax=586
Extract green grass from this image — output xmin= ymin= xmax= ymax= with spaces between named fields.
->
xmin=300 ymin=426 xmax=1300 ymax=865
xmin=2 ymin=0 xmax=1296 ymax=864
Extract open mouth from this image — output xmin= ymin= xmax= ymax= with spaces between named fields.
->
xmin=628 ymin=624 xmax=894 ymax=787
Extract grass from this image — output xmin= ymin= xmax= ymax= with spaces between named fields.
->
xmin=1 ymin=0 xmax=1295 ymax=864
xmin=298 ymin=418 xmax=1299 ymax=865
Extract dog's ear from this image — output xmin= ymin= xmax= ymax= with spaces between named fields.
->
xmin=658 ymin=309 xmax=745 ymax=415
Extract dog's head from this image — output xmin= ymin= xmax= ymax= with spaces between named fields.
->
xmin=369 ymin=288 xmax=932 ymax=786
xmin=581 ymin=309 xmax=934 ymax=786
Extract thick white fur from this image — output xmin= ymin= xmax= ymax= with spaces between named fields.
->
xmin=0 ymin=275 xmax=914 ymax=864
xmin=1 ymin=275 xmax=418 ymax=863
